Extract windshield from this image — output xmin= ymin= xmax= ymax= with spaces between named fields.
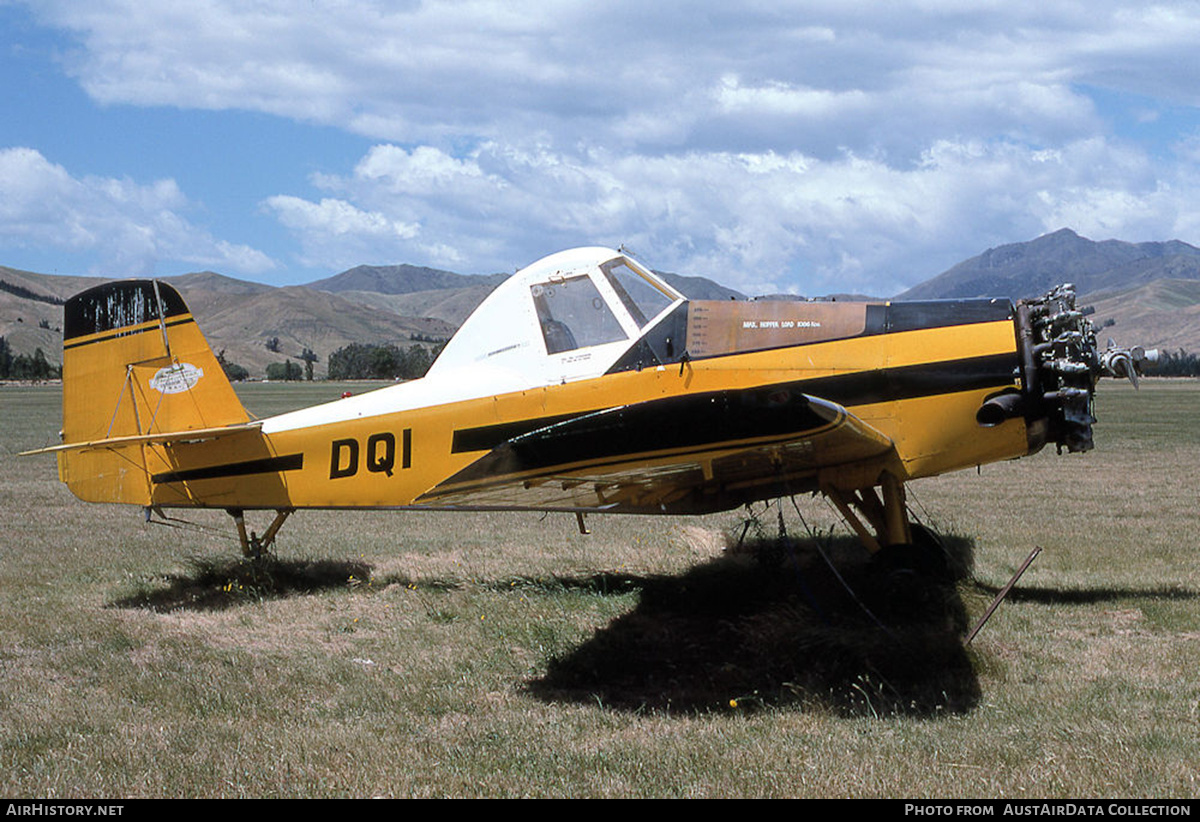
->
xmin=601 ymin=259 xmax=676 ymax=328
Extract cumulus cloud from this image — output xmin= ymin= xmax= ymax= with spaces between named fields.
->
xmin=263 ymin=135 xmax=1200 ymax=295
xmin=262 ymin=194 xmax=420 ymax=269
xmin=0 ymin=147 xmax=275 ymax=276
xmin=33 ymin=1 xmax=1200 ymax=152
xmin=17 ymin=1 xmax=1200 ymax=291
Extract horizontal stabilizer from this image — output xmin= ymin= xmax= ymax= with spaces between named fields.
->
xmin=20 ymin=421 xmax=263 ymax=456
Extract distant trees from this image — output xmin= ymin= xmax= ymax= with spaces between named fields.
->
xmin=300 ymin=347 xmax=319 ymax=381
xmin=0 ymin=334 xmax=440 ymax=382
xmin=326 ymin=343 xmax=438 ymax=380
xmin=259 ymin=340 xmax=317 ymax=380
xmin=1142 ymin=349 xmax=1200 ymax=377
xmin=216 ymin=349 xmax=250 ymax=382
xmin=0 ymin=337 xmax=58 ymax=380
xmin=265 ymin=359 xmax=303 ymax=381
xmin=0 ymin=279 xmax=64 ymax=305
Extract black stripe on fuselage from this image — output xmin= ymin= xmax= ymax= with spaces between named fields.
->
xmin=151 ymin=454 xmax=304 ymax=485
xmin=441 ymin=383 xmax=837 ymax=491
xmin=452 ymin=414 xmax=580 ymax=454
xmin=451 ymin=352 xmax=1019 ymax=455
xmin=797 ymin=351 xmax=1018 ymax=407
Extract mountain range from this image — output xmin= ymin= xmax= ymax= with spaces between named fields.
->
xmin=896 ymin=228 xmax=1200 ymax=301
xmin=4 ymin=229 xmax=1200 ymax=377
xmin=894 ymin=228 xmax=1200 ymax=354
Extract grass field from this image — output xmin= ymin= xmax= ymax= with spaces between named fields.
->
xmin=1 ymin=379 xmax=1198 ymax=798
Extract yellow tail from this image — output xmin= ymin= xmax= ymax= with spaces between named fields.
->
xmin=58 ymin=280 xmax=250 ymax=504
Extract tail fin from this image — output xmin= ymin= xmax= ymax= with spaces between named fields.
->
xmin=58 ymin=279 xmax=250 ymax=504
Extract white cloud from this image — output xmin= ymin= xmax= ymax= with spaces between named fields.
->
xmin=262 ymin=194 xmax=421 ymax=269
xmin=714 ymin=76 xmax=872 ymax=119
xmin=18 ymin=1 xmax=1200 ymax=291
xmin=266 ymin=194 xmax=418 ymax=239
xmin=353 ymin=145 xmax=489 ymax=196
xmin=0 ymin=147 xmax=276 ymax=276
xmin=33 ymin=1 xmax=1200 ymax=151
xmin=264 ymin=133 xmax=1200 ymax=295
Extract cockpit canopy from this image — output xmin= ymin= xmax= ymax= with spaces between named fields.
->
xmin=427 ymin=248 xmax=685 ymax=386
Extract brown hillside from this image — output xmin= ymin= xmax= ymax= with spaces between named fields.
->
xmin=1085 ymin=279 xmax=1200 ymax=353
xmin=0 ymin=268 xmax=454 ymax=377
xmin=194 ymin=286 xmax=454 ymax=376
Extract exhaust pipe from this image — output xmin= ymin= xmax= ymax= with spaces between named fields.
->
xmin=976 ymin=392 xmax=1025 ymax=427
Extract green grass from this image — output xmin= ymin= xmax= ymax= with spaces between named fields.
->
xmin=2 ymin=380 xmax=1199 ymax=797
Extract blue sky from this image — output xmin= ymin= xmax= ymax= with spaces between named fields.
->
xmin=4 ymin=1 xmax=1200 ymax=297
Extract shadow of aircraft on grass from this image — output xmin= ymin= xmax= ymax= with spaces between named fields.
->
xmin=527 ymin=535 xmax=982 ymax=718
xmin=109 ymin=555 xmax=373 ymax=612
xmin=107 ymin=533 xmax=984 ymax=717
xmin=975 ymin=582 xmax=1200 ymax=606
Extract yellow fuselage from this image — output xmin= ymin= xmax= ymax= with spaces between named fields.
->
xmin=60 ymin=309 xmax=1026 ymax=513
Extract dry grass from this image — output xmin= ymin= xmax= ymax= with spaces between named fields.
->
xmin=1 ymin=380 xmax=1198 ymax=797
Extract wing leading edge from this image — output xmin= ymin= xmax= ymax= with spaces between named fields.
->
xmin=417 ymin=385 xmax=896 ymax=514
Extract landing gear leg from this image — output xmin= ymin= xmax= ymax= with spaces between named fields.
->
xmin=823 ymin=472 xmax=959 ymax=623
xmin=226 ymin=508 xmax=293 ymax=559
xmin=821 ymin=470 xmax=912 ymax=553
xmin=822 ymin=471 xmax=949 ymax=579
xmin=880 ymin=471 xmax=912 ymax=547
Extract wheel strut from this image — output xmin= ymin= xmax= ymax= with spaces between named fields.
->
xmin=227 ymin=508 xmax=293 ymax=558
xmin=821 ymin=470 xmax=913 ymax=553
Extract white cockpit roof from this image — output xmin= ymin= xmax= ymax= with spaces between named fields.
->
xmin=261 ymin=248 xmax=685 ymax=434
xmin=426 ymin=246 xmax=685 ymax=386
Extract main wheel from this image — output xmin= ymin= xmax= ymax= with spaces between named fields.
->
xmin=867 ymin=529 xmax=954 ymax=624
xmin=872 ymin=532 xmax=950 ymax=581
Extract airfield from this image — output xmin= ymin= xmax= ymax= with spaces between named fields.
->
xmin=2 ymin=379 xmax=1198 ymax=798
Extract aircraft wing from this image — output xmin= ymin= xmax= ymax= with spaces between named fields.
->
xmin=416 ymin=387 xmax=895 ymax=514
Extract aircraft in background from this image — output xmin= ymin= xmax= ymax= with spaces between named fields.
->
xmin=24 ymin=247 xmax=1153 ymax=568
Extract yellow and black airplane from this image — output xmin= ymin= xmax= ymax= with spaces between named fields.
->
xmin=26 ymin=247 xmax=1151 ymax=563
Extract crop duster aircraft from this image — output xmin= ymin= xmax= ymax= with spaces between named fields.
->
xmin=27 ymin=247 xmax=1152 ymax=567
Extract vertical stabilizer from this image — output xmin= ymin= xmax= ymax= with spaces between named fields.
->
xmin=58 ymin=280 xmax=250 ymax=503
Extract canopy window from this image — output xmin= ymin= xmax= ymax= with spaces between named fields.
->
xmin=531 ymin=275 xmax=627 ymax=355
